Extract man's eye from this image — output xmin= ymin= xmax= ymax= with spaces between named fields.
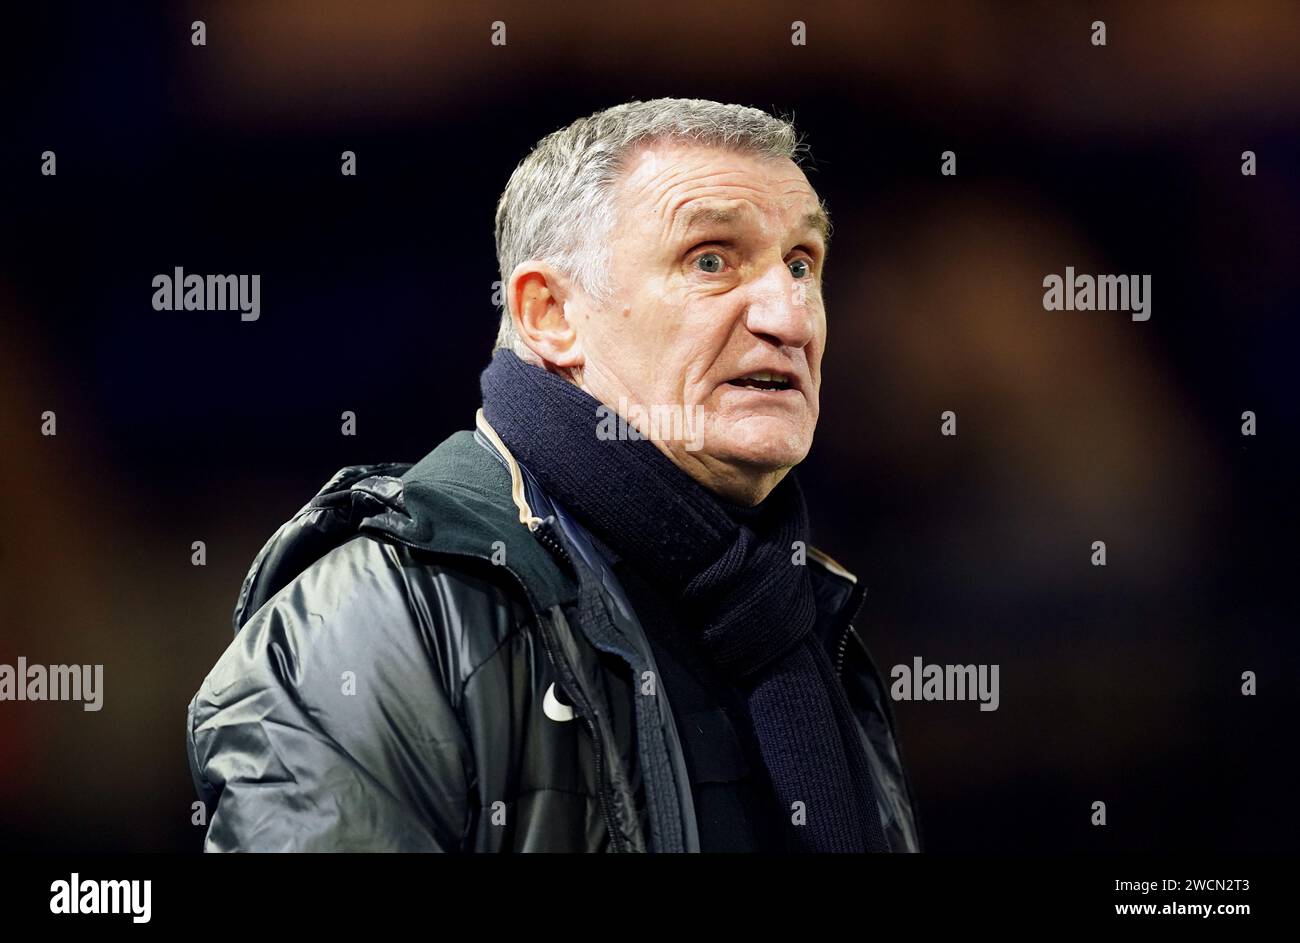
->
xmin=789 ymin=258 xmax=811 ymax=279
xmin=695 ymin=252 xmax=724 ymax=274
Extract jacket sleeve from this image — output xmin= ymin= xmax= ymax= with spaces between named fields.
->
xmin=186 ymin=536 xmax=475 ymax=851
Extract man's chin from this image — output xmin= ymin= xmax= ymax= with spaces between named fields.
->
xmin=697 ymin=418 xmax=812 ymax=472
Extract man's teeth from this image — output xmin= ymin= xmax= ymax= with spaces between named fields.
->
xmin=736 ymin=372 xmax=789 ymax=387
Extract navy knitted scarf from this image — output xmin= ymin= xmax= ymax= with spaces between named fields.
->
xmin=481 ymin=350 xmax=887 ymax=853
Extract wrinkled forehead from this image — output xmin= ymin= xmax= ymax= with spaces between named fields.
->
xmin=610 ymin=141 xmax=826 ymax=243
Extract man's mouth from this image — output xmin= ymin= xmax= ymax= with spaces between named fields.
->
xmin=724 ymin=371 xmax=794 ymax=391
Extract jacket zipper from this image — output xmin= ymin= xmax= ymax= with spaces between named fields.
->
xmin=836 ymin=623 xmax=853 ymax=679
xmin=374 ymin=526 xmax=627 ymax=853
xmin=530 ymin=516 xmax=628 ymax=852
xmin=534 ymin=601 xmax=626 ymax=853
xmin=532 ymin=520 xmax=569 ymax=566
xmin=471 ymin=427 xmax=629 ymax=851
xmin=833 ymin=607 xmax=925 ymax=851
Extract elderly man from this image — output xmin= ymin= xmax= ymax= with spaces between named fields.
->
xmin=187 ymin=98 xmax=921 ymax=853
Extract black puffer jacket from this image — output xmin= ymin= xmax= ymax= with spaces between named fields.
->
xmin=186 ymin=412 xmax=923 ymax=852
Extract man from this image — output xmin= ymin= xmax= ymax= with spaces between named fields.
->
xmin=186 ymin=98 xmax=922 ymax=853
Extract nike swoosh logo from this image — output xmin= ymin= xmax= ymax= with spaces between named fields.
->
xmin=542 ymin=682 xmax=576 ymax=722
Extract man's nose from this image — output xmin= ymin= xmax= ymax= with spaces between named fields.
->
xmin=742 ymin=260 xmax=816 ymax=349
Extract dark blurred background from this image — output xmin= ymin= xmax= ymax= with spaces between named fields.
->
xmin=1 ymin=1 xmax=1296 ymax=853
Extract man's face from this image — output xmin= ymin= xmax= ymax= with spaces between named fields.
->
xmin=573 ymin=141 xmax=828 ymax=503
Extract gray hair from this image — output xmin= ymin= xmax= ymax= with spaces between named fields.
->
xmin=492 ymin=98 xmax=806 ymax=355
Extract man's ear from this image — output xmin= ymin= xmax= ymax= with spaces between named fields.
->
xmin=508 ymin=262 xmax=584 ymax=369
